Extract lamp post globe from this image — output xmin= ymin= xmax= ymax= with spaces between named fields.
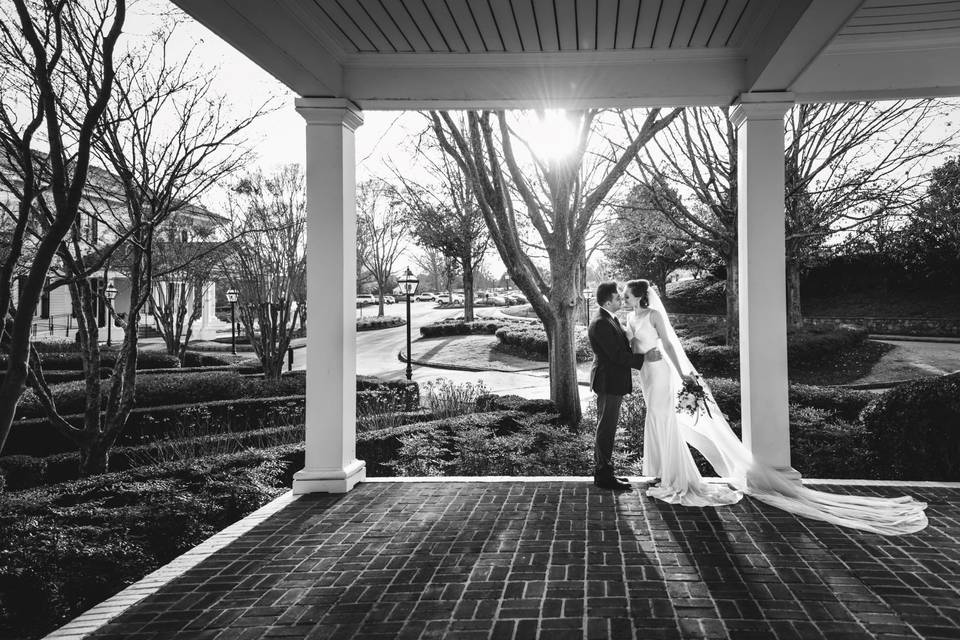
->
xmin=396 ymin=267 xmax=420 ymax=380
xmin=226 ymin=288 xmax=239 ymax=355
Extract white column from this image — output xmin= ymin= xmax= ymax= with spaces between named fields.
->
xmin=293 ymin=98 xmax=365 ymax=494
xmin=730 ymin=93 xmax=799 ymax=481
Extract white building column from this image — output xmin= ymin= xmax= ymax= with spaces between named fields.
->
xmin=730 ymin=93 xmax=799 ymax=481
xmin=293 ymin=98 xmax=365 ymax=494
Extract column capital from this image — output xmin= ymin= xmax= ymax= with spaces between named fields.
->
xmin=295 ymin=97 xmax=363 ymax=131
xmin=730 ymin=92 xmax=794 ymax=127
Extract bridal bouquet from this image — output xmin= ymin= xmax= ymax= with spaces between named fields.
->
xmin=676 ymin=373 xmax=713 ymax=419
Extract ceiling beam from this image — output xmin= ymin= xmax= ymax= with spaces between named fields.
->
xmin=169 ymin=0 xmax=343 ymax=96
xmin=745 ymin=0 xmax=863 ymax=93
xmin=341 ymin=51 xmax=743 ymax=109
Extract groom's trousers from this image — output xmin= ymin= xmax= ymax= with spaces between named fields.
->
xmin=594 ymin=392 xmax=623 ymax=475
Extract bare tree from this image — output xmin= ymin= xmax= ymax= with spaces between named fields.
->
xmin=0 ymin=0 xmax=125 ymax=456
xmin=225 ymin=165 xmax=306 ymax=380
xmin=391 ymin=146 xmax=488 ymax=321
xmin=624 ymin=107 xmax=740 ymax=343
xmin=149 ymin=225 xmax=228 ymax=362
xmin=356 ymin=179 xmax=407 ymax=317
xmin=431 ymin=108 xmax=681 ymax=424
xmin=781 ymin=100 xmax=950 ymax=326
xmin=629 ymin=100 xmax=951 ymax=338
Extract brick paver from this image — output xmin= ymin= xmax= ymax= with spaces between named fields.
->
xmin=84 ymin=481 xmax=960 ymax=640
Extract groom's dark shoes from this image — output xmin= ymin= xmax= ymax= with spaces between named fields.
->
xmin=594 ymin=471 xmax=631 ymax=490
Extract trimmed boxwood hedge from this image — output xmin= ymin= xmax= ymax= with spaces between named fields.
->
xmin=0 ymin=350 xmax=180 ymax=371
xmin=861 ymin=372 xmax=960 ymax=481
xmin=357 ymin=316 xmax=403 ymax=331
xmin=5 ymin=395 xmax=306 ymax=457
xmin=0 ymin=421 xmax=307 ymax=490
xmin=14 ymin=370 xmax=306 ymax=421
xmin=494 ymin=325 xmax=592 ymax=361
xmin=419 ymin=319 xmax=509 ymax=338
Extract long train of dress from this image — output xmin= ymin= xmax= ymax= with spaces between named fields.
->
xmin=626 ymin=308 xmax=927 ymax=536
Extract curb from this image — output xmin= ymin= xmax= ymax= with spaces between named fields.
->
xmin=870 ymin=334 xmax=960 ymax=344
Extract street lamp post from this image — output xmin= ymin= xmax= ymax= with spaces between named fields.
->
xmin=397 ymin=267 xmax=420 ymax=381
xmin=104 ymin=281 xmax=117 ymax=346
xmin=584 ymin=290 xmax=593 ymax=326
xmin=226 ymin=288 xmax=239 ymax=355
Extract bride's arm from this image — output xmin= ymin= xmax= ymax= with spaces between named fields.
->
xmin=649 ymin=309 xmax=693 ymax=380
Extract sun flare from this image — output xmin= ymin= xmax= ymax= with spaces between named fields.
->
xmin=524 ymin=109 xmax=580 ymax=162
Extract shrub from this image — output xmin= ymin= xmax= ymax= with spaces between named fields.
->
xmin=861 ymin=373 xmax=960 ymax=481
xmin=15 ymin=371 xmax=307 ymax=421
xmin=421 ymin=378 xmax=489 ymax=418
xmin=357 ymin=316 xmax=403 ymax=331
xmin=180 ymin=351 xmax=236 ymax=367
xmin=475 ymin=394 xmax=559 ymax=414
xmin=0 ymin=455 xmax=48 ymax=491
xmin=682 ymin=325 xmax=870 ymax=377
xmin=356 ymin=376 xmax=419 ymax=411
xmin=0 ymin=351 xmax=181 ymax=371
xmin=495 ymin=325 xmax=592 ymax=361
xmin=788 ymin=406 xmax=877 ymax=479
xmin=359 ymin=410 xmax=532 ymax=476
xmin=419 ymin=319 xmax=507 ymax=338
xmin=5 ymin=395 xmax=307 ymax=462
xmin=0 ymin=445 xmax=300 ymax=640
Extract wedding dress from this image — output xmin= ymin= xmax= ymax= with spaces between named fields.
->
xmin=624 ymin=289 xmax=928 ymax=535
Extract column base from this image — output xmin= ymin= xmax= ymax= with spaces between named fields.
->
xmin=293 ymin=459 xmax=366 ymax=494
xmin=775 ymin=466 xmax=803 ymax=486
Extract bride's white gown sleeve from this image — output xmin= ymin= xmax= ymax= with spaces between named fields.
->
xmin=624 ymin=289 xmax=928 ymax=536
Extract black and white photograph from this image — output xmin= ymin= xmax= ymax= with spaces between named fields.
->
xmin=1 ymin=1 xmax=959 ymax=639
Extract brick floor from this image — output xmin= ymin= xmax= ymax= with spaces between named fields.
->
xmin=81 ymin=481 xmax=960 ymax=640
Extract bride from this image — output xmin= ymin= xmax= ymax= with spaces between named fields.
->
xmin=621 ymin=278 xmax=928 ymax=535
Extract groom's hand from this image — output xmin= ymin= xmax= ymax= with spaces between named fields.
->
xmin=646 ymin=348 xmax=663 ymax=362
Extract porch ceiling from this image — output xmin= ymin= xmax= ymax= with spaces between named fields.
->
xmin=170 ymin=0 xmax=960 ymax=108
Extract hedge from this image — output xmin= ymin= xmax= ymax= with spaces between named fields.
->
xmin=0 ymin=445 xmax=301 ymax=640
xmin=475 ymin=394 xmax=559 ymax=414
xmin=494 ymin=325 xmax=592 ymax=361
xmin=861 ymin=372 xmax=960 ymax=481
xmin=5 ymin=395 xmax=306 ymax=458
xmin=0 ymin=421 xmax=306 ymax=490
xmin=0 ymin=350 xmax=180 ymax=371
xmin=14 ymin=370 xmax=306 ymax=420
xmin=5 ymin=374 xmax=415 ymax=459
xmin=419 ymin=319 xmax=509 ymax=338
xmin=357 ymin=316 xmax=403 ymax=331
xmin=682 ymin=324 xmax=870 ymax=377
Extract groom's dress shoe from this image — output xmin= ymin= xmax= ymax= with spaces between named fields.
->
xmin=594 ymin=475 xmax=631 ymax=490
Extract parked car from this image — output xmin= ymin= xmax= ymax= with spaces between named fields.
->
xmin=414 ymin=292 xmax=437 ymax=302
xmin=356 ymin=293 xmax=375 ymax=307
xmin=382 ymin=295 xmax=395 ymax=304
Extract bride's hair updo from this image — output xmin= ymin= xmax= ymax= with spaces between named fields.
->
xmin=625 ymin=279 xmax=650 ymax=308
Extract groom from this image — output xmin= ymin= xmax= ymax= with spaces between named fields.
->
xmin=588 ymin=281 xmax=661 ymax=490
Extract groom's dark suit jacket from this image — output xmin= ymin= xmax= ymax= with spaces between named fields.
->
xmin=588 ymin=308 xmax=646 ymax=396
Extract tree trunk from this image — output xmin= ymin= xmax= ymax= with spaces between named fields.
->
xmin=725 ymin=249 xmax=739 ymax=346
xmin=79 ymin=439 xmax=110 ymax=476
xmin=786 ymin=260 xmax=803 ymax=329
xmin=546 ymin=302 xmax=582 ymax=427
xmin=462 ymin=255 xmax=474 ymax=322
